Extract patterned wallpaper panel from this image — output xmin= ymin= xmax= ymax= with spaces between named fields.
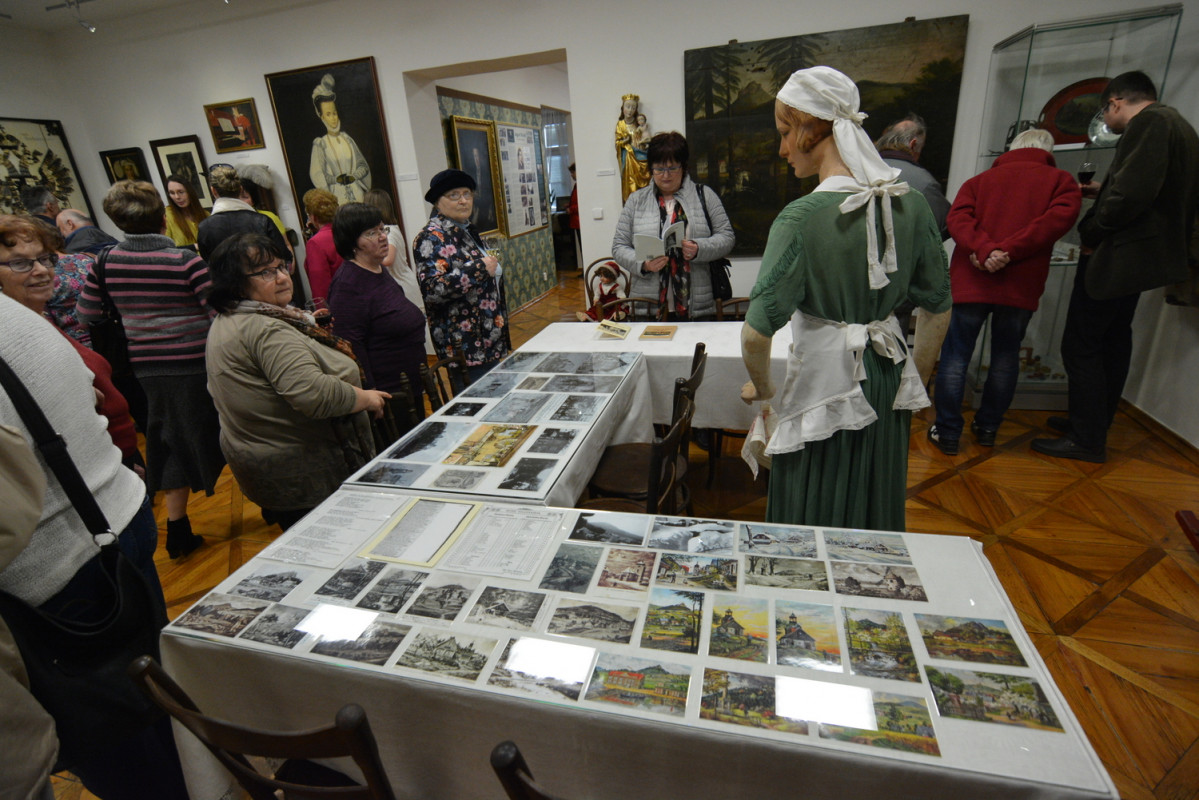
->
xmin=436 ymin=94 xmax=556 ymax=311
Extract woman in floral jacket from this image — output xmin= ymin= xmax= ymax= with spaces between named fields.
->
xmin=413 ymin=169 xmax=510 ymax=382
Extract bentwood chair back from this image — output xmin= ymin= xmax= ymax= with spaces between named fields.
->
xmin=600 ymin=295 xmax=661 ymax=322
xmin=582 ymin=258 xmax=629 ymax=311
xmin=715 ymin=296 xmax=751 ymax=321
xmin=490 ymin=740 xmax=569 ymax=800
xmin=422 ymin=354 xmax=469 ymax=410
xmin=375 ymin=373 xmax=422 ymax=451
xmin=128 ymin=656 xmax=397 ymax=800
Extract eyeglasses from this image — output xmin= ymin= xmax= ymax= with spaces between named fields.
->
xmin=360 ymin=224 xmax=387 ymax=239
xmin=651 ymin=165 xmax=682 ymax=175
xmin=0 ymin=253 xmax=57 ymax=273
xmin=444 ymin=190 xmax=474 ymax=202
xmin=246 ymin=264 xmax=290 ymax=282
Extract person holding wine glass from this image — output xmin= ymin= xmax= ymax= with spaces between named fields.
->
xmin=928 ymin=128 xmax=1081 ymax=455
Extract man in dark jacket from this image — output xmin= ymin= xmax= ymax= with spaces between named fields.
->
xmin=56 ymin=208 xmax=118 ymax=255
xmin=1032 ymin=71 xmax=1199 ymax=463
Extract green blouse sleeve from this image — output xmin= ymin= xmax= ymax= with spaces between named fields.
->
xmin=906 ymin=205 xmax=952 ymax=314
xmin=746 ymin=201 xmax=812 ymax=337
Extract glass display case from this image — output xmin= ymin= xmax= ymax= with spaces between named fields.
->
xmin=967 ymin=5 xmax=1181 ymax=409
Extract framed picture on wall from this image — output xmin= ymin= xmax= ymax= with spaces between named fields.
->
xmin=0 ymin=116 xmax=94 ymax=217
xmin=149 ymin=135 xmax=213 ymax=209
xmin=495 ymin=122 xmax=546 ymax=237
xmin=264 ymin=57 xmax=404 ymax=242
xmin=99 ymin=147 xmax=152 ymax=184
xmin=450 ymin=116 xmax=504 ymax=238
xmin=202 ymin=98 xmax=265 ymax=153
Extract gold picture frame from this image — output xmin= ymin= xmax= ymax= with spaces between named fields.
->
xmin=450 ymin=116 xmax=506 ymax=237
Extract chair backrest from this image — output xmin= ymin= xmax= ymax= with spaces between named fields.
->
xmin=374 ymin=373 xmax=422 ymax=450
xmin=715 ymin=297 xmax=751 ymax=321
xmin=582 ymin=258 xmax=628 ymax=310
xmin=490 ymin=740 xmax=568 ymax=800
xmin=647 ymin=393 xmax=694 ymax=515
xmin=422 ymin=354 xmax=469 ymax=410
xmin=674 ymin=342 xmax=707 ymax=408
xmin=128 ymin=656 xmax=396 ymax=800
xmin=603 ymin=295 xmax=661 ymax=322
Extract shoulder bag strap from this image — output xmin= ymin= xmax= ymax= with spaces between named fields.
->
xmin=695 ymin=183 xmax=713 ymax=231
xmin=0 ymin=354 xmax=114 ymax=540
xmin=93 ymin=245 xmax=119 ymax=321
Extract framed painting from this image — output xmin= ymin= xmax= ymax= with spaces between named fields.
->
xmin=684 ymin=15 xmax=969 ymax=255
xmin=264 ymin=57 xmax=404 ymax=241
xmin=99 ymin=147 xmax=152 ymax=184
xmin=0 ymin=116 xmax=93 ymax=217
xmin=450 ymin=116 xmax=504 ymax=238
xmin=495 ymin=122 xmax=546 ymax=238
xmin=202 ymin=98 xmax=265 ymax=153
xmin=149 ymin=134 xmax=213 ymax=209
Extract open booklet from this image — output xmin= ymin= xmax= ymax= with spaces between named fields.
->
xmin=633 ymin=219 xmax=685 ymax=261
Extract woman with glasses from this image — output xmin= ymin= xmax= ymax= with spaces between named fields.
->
xmin=612 ymin=131 xmax=735 ymax=320
xmin=327 ymin=202 xmax=427 ymax=430
xmin=163 ymin=172 xmax=209 ymax=250
xmin=76 ymin=180 xmax=224 ymax=558
xmin=413 ymin=168 xmax=511 ymax=383
xmin=205 ymin=233 xmax=389 ymax=529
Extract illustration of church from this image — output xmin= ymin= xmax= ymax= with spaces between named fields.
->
xmin=715 ymin=608 xmax=745 ymax=638
xmin=778 ymin=612 xmax=816 ymax=650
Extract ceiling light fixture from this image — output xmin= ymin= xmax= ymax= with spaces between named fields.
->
xmin=45 ymin=0 xmax=96 ymax=32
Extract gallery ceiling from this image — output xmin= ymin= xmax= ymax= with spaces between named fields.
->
xmin=0 ymin=0 xmax=297 ymax=35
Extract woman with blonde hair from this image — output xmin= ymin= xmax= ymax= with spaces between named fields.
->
xmin=163 ymin=173 xmax=208 ymax=250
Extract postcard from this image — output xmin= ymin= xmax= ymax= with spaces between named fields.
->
xmin=354 ymin=461 xmax=428 ymax=488
xmin=708 ymin=599 xmax=769 ymax=663
xmin=487 ymin=637 xmax=594 ymax=701
xmin=464 ymin=586 xmax=548 ymax=631
xmin=824 ymin=530 xmax=912 ymax=564
xmin=441 ymin=506 xmax=564 ymax=581
xmin=443 ymin=424 xmax=535 ymax=468
xmin=431 ymin=469 xmax=486 ymax=491
xmin=775 ymin=600 xmax=841 ymax=672
xmin=584 ymin=652 xmax=690 ymax=716
xmin=483 ymin=392 xmax=554 ymax=424
xmin=745 ymin=556 xmax=829 ymax=591
xmin=925 ymin=666 xmax=1063 ymax=732
xmin=497 ymin=457 xmax=558 ymax=493
xmin=843 ymin=607 xmax=919 ymax=682
xmin=598 ymin=320 xmax=630 ymax=339
xmin=227 ymin=565 xmax=310 ymax=602
xmin=497 ymin=351 xmax=549 ymax=372
xmin=532 ymin=353 xmax=591 ymax=375
xmin=397 ymin=631 xmax=497 ymax=681
xmin=237 ymin=604 xmax=310 ymax=649
xmin=516 ymin=376 xmax=549 ymax=391
xmin=596 ymin=548 xmax=656 ymax=593
xmin=406 ymin=574 xmax=480 ymax=621
xmin=699 ymin=669 xmax=807 ymax=734
xmin=639 ymin=325 xmax=677 ymax=340
xmin=648 ymin=516 xmax=736 ymax=555
xmin=569 ymin=511 xmax=648 ymax=546
xmin=542 ymin=375 xmax=622 ymax=394
xmin=538 ymin=542 xmax=603 ymax=594
xmin=548 ymin=598 xmax=638 ymax=644
xmin=355 ymin=567 xmax=428 ymax=614
xmin=314 ymin=559 xmax=386 ymax=601
xmin=549 ymin=394 xmax=601 ymax=423
xmin=640 ymin=587 xmax=704 ymax=654
xmin=360 ymin=498 xmax=477 ymax=567
xmin=441 ymin=401 xmax=487 ymax=417
xmin=656 ymin=554 xmax=738 ymax=592
xmin=310 ymin=620 xmax=410 ymax=665
xmin=460 ymin=371 xmax=521 ymax=399
xmin=914 ymin=614 xmax=1028 ymax=667
xmin=173 ymin=593 xmax=269 ymax=638
xmin=819 ymin=692 xmax=941 ymax=756
xmin=738 ymin=523 xmax=817 ymax=558
xmin=384 ymin=421 xmax=473 ymax=462
xmin=527 ymin=427 xmax=579 ymax=455
xmin=831 ymin=562 xmax=927 ymax=602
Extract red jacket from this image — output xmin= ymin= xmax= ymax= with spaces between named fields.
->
xmin=947 ymin=148 xmax=1081 ymax=310
xmin=303 ymin=224 xmax=340 ymax=302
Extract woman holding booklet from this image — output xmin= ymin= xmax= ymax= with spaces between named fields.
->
xmin=611 ymin=131 xmax=735 ymax=320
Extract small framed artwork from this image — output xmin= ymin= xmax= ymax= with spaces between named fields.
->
xmin=99 ymin=147 xmax=151 ymax=184
xmin=202 ymin=98 xmax=265 ymax=153
xmin=0 ymin=116 xmax=94 ymax=217
xmin=450 ymin=116 xmax=504 ymax=238
xmin=148 ymin=135 xmax=212 ymax=209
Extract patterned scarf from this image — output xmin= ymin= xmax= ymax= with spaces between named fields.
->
xmin=657 ymin=195 xmax=690 ymax=320
xmin=231 ymin=300 xmax=364 ymax=384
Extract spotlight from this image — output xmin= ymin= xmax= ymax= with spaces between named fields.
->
xmin=79 ymin=18 xmax=96 ymax=32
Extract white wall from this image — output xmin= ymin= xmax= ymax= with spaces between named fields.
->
xmin=2 ymin=0 xmax=1197 ymax=445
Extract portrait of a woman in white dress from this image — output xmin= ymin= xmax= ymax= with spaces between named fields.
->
xmin=309 ymin=73 xmax=371 ymax=203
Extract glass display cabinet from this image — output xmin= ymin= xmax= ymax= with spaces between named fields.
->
xmin=967 ymin=5 xmax=1181 ymax=409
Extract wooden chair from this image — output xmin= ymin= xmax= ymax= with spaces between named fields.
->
xmin=600 ymin=295 xmax=661 ymax=322
xmin=421 ymin=354 xmax=469 ymax=411
xmin=714 ymin=296 xmax=751 ymax=321
xmin=490 ymin=740 xmax=568 ymax=800
xmin=128 ymin=656 xmax=396 ymax=800
xmin=374 ymin=373 xmax=423 ymax=451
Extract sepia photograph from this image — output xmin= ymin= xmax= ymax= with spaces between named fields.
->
xmin=464 ymin=586 xmax=548 ymax=631
xmin=497 ymin=457 xmax=558 ymax=492
xmin=441 ymin=402 xmax=487 ymax=417
xmin=550 ymin=394 xmax=601 ymax=423
xmin=656 ymin=554 xmax=738 ymax=592
xmin=396 ymin=631 xmax=497 ymax=681
xmin=597 ymin=548 xmax=657 ymax=593
xmin=584 ymin=652 xmax=690 ymax=716
xmin=542 ymin=375 xmax=622 ymax=394
xmin=406 ymin=574 xmax=480 ymax=620
xmin=569 ymin=511 xmax=647 ymax=546
xmin=776 ymin=600 xmax=841 ymax=671
xmin=700 ymin=668 xmax=807 ymax=734
xmin=355 ymin=568 xmax=429 ymax=614
xmin=461 ymin=372 xmax=521 ymax=399
xmin=527 ymin=427 xmax=579 ymax=456
xmin=914 ymin=614 xmax=1028 ymax=667
xmin=227 ymin=565 xmax=310 ymax=602
xmin=831 ymin=562 xmax=927 ymax=602
xmin=926 ymin=666 xmax=1063 ymax=732
xmin=819 ymin=692 xmax=941 ymax=756
xmin=483 ymin=392 xmax=553 ymax=424
xmin=172 ymin=593 xmax=269 ymax=638
xmin=354 ymin=461 xmax=428 ymax=488
xmin=744 ymin=556 xmax=829 ymax=591
xmin=486 ymin=638 xmax=594 ymax=701
xmin=431 ymin=469 xmax=487 ymax=491
xmin=385 ymin=421 xmax=473 ymax=462
xmin=238 ymin=604 xmax=310 ymax=649
xmin=708 ymin=599 xmax=769 ymax=663
xmin=648 ymin=517 xmax=735 ymax=555
xmin=538 ymin=542 xmax=603 ymax=594
xmin=548 ymin=598 xmax=638 ymax=644
xmin=824 ymin=530 xmax=912 ymax=564
xmin=844 ymin=607 xmax=919 ymax=682
xmin=314 ymin=559 xmax=386 ymax=601
xmin=738 ymin=523 xmax=817 ymax=557
xmin=311 ymin=620 xmax=410 ymax=665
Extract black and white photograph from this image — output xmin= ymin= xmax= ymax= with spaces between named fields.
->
xmin=173 ymin=593 xmax=269 ymax=638
xmin=569 ymin=511 xmax=647 ymax=546
xmin=355 ymin=568 xmax=428 ymax=613
xmin=464 ymin=586 xmax=548 ymax=631
xmin=648 ymin=517 xmax=736 ymax=555
xmin=483 ymin=392 xmax=553 ymax=424
xmin=396 ymin=631 xmax=497 ymax=681
xmin=532 ymin=353 xmax=591 ymax=375
xmin=406 ymin=574 xmax=479 ymax=620
xmin=442 ymin=402 xmax=487 ymax=417
xmin=228 ymin=565 xmax=310 ymax=602
xmin=311 ymin=620 xmax=411 ymax=665
xmin=497 ymin=352 xmax=549 ymax=372
xmin=431 ymin=469 xmax=487 ymax=491
xmin=542 ymin=375 xmax=622 ymax=394
xmin=745 ymin=556 xmax=829 ymax=591
xmin=384 ymin=421 xmax=473 ymax=462
xmin=550 ymin=394 xmax=601 ymax=423
xmin=528 ymin=427 xmax=579 ymax=455
xmin=314 ymin=559 xmax=386 ymax=601
xmin=548 ymin=598 xmax=639 ymax=644
xmin=486 ymin=637 xmax=594 ymax=700
xmin=238 ymin=604 xmax=310 ymax=649
xmin=355 ymin=461 xmax=428 ymax=488
xmin=516 ymin=376 xmax=549 ymax=391
xmin=461 ymin=372 xmax=521 ymax=399
xmin=738 ymin=523 xmax=818 ymax=557
xmin=538 ymin=542 xmax=603 ymax=594
xmin=824 ymin=530 xmax=912 ymax=565
xmin=497 ymin=457 xmax=558 ymax=492
xmin=832 ymin=563 xmax=928 ymax=601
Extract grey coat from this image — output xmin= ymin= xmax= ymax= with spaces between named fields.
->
xmin=611 ymin=176 xmax=735 ymax=318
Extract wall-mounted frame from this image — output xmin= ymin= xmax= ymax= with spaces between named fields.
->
xmin=264 ymin=57 xmax=404 ymax=242
xmin=450 ymin=116 xmax=504 ymax=238
xmin=149 ymin=134 xmax=212 ymax=210
xmin=495 ymin=122 xmax=546 ymax=237
xmin=203 ymin=97 xmax=265 ymax=154
xmin=99 ymin=147 xmax=152 ymax=184
xmin=0 ymin=116 xmax=93 ymax=217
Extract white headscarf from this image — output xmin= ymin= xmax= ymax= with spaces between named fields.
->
xmin=776 ymin=66 xmax=909 ymax=289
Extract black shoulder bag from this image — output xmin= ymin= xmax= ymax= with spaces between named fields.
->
xmin=0 ymin=354 xmax=165 ymax=771
xmin=87 ymin=245 xmax=132 ymax=377
xmin=695 ymin=183 xmax=733 ymax=302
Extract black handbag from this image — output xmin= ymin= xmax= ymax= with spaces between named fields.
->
xmin=86 ymin=245 xmax=132 ymax=377
xmin=0 ymin=353 xmax=165 ymax=771
xmin=695 ymin=184 xmax=733 ymax=301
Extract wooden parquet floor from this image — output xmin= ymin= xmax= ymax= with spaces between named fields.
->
xmin=52 ymin=271 xmax=1199 ymax=800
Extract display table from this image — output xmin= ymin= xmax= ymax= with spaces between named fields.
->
xmin=162 ymin=492 xmax=1116 ymax=800
xmin=520 ymin=322 xmax=793 ymax=429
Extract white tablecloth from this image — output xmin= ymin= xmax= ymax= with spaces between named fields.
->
xmin=520 ymin=322 xmax=793 ymax=429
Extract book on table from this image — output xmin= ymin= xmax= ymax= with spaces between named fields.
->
xmin=640 ymin=325 xmax=677 ymax=340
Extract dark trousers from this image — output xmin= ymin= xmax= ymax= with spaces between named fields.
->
xmin=1060 ymin=256 xmax=1141 ymax=451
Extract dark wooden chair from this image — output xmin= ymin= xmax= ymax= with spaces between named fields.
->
xmin=421 ymin=354 xmax=469 ymax=411
xmin=128 ymin=656 xmax=396 ymax=800
xmin=600 ymin=295 xmax=661 ymax=322
xmin=490 ymin=740 xmax=568 ymax=800
xmin=374 ymin=373 xmax=423 ymax=451
xmin=714 ymin=296 xmax=751 ymax=321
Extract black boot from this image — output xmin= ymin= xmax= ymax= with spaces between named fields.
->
xmin=166 ymin=516 xmax=204 ymax=559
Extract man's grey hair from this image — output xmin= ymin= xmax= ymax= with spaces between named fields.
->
xmin=874 ymin=113 xmax=928 ymax=155
xmin=1009 ymin=128 xmax=1055 ymax=153
xmin=20 ymin=185 xmax=57 ymax=214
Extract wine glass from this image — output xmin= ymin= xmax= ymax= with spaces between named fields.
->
xmin=1077 ymin=161 xmax=1096 ymax=185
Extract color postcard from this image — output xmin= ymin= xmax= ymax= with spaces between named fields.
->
xmin=310 ymin=620 xmax=410 ymax=665
xmin=486 ymin=637 xmax=595 ymax=701
xmin=596 ymin=548 xmax=656 ymax=593
xmin=538 ymin=542 xmax=603 ymax=594
xmin=640 ymin=588 xmax=705 ymax=654
xmin=831 ymin=562 xmax=928 ymax=602
xmin=584 ymin=652 xmax=690 ymax=716
xmin=648 ymin=516 xmax=736 ymax=555
xmin=823 ymin=530 xmax=912 ymax=564
xmin=464 ymin=586 xmax=548 ymax=631
xmin=738 ymin=523 xmax=817 ymax=557
xmin=708 ymin=599 xmax=769 ymax=663
xmin=925 ymin=666 xmax=1064 ymax=732
xmin=547 ymin=598 xmax=639 ymax=644
xmin=914 ymin=614 xmax=1028 ymax=666
xmin=396 ymin=631 xmax=497 ymax=681
xmin=843 ymin=607 xmax=919 ymax=682
xmin=775 ymin=600 xmax=841 ymax=672
xmin=744 ymin=555 xmax=829 ymax=591
xmin=819 ymin=692 xmax=941 ymax=756
xmin=569 ymin=511 xmax=648 ymax=546
xmin=443 ymin=424 xmax=535 ymax=468
xmin=700 ymin=669 xmax=808 ymax=734
xmin=656 ymin=554 xmax=738 ymax=592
